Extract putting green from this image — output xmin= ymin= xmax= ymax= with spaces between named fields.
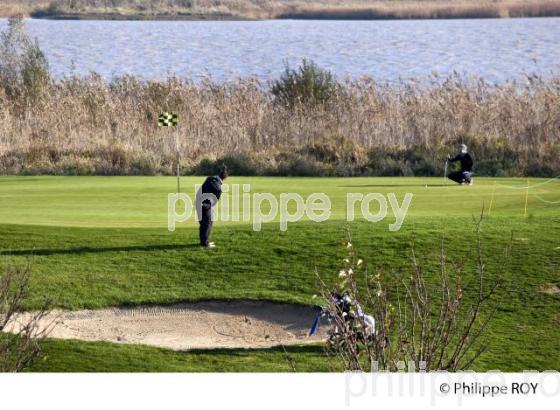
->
xmin=0 ymin=176 xmax=557 ymax=227
xmin=0 ymin=176 xmax=558 ymax=371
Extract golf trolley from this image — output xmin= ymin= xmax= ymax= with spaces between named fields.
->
xmin=309 ymin=292 xmax=376 ymax=350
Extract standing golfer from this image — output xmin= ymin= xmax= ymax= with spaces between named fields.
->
xmin=196 ymin=166 xmax=228 ymax=248
xmin=447 ymin=144 xmax=474 ymax=185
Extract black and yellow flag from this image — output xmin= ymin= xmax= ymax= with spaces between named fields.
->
xmin=158 ymin=112 xmax=178 ymax=127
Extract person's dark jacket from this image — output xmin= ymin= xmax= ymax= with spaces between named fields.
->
xmin=449 ymin=153 xmax=473 ymax=172
xmin=200 ymin=176 xmax=223 ymax=207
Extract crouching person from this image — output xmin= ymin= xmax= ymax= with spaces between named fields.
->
xmin=447 ymin=144 xmax=474 ymax=185
xmin=196 ymin=166 xmax=228 ymax=248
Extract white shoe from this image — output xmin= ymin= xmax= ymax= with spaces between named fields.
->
xmin=208 ymin=242 xmax=216 ymax=248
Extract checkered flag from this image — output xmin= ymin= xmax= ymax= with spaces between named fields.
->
xmin=158 ymin=112 xmax=178 ymax=127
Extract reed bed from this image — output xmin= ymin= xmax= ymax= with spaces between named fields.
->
xmin=1 ymin=73 xmax=559 ymax=176
xmin=3 ymin=0 xmax=560 ymax=20
xmin=0 ymin=1 xmax=49 ymax=17
xmin=278 ymin=0 xmax=560 ymax=20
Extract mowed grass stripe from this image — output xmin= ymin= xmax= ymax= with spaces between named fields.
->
xmin=0 ymin=176 xmax=558 ymax=227
xmin=0 ymin=217 xmax=557 ymax=309
xmin=2 ymin=217 xmax=559 ymax=371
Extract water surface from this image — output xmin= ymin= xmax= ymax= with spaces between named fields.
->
xmin=1 ymin=18 xmax=559 ymax=83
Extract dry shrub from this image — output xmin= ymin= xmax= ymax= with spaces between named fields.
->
xmin=0 ymin=17 xmax=50 ymax=107
xmin=0 ymin=260 xmax=52 ymax=372
xmin=271 ymin=59 xmax=343 ymax=108
xmin=317 ymin=215 xmax=502 ymax=371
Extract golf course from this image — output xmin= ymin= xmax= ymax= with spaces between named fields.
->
xmin=1 ymin=175 xmax=558 ymax=371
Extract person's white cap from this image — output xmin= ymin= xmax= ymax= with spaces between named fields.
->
xmin=459 ymin=144 xmax=467 ymax=152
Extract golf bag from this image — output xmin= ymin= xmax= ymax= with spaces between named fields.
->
xmin=309 ymin=292 xmax=376 ymax=348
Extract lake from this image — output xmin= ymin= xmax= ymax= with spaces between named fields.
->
xmin=1 ymin=17 xmax=559 ymax=83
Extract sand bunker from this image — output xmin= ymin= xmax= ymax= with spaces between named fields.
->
xmin=7 ymin=301 xmax=325 ymax=350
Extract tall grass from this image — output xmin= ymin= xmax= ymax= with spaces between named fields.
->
xmin=1 ymin=72 xmax=558 ymax=176
xmin=0 ymin=1 xmax=50 ymax=18
xmin=3 ymin=0 xmax=560 ymax=20
xmin=278 ymin=0 xmax=560 ymax=20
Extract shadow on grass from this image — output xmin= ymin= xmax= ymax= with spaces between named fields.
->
xmin=179 ymin=343 xmax=324 ymax=356
xmin=338 ymin=183 xmax=453 ymax=188
xmin=0 ymin=243 xmax=199 ymax=256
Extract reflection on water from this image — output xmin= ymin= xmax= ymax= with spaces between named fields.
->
xmin=0 ymin=18 xmax=559 ymax=83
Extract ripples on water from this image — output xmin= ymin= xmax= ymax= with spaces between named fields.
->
xmin=0 ymin=17 xmax=559 ymax=83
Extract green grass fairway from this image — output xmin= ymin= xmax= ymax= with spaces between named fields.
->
xmin=1 ymin=176 xmax=558 ymax=227
xmin=1 ymin=176 xmax=559 ymax=372
xmin=28 ymin=340 xmax=331 ymax=372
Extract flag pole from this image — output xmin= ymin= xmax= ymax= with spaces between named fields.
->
xmin=176 ymin=124 xmax=180 ymax=194
xmin=158 ymin=112 xmax=180 ymax=194
xmin=524 ymin=179 xmax=530 ymax=217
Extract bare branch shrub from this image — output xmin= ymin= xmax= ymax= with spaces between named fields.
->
xmin=316 ymin=213 xmax=502 ymax=371
xmin=0 ymin=260 xmax=51 ymax=372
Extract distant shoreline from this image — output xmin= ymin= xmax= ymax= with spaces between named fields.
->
xmin=2 ymin=0 xmax=560 ymax=22
xmin=16 ymin=13 xmax=560 ymax=22
xmin=26 ymin=11 xmax=253 ymax=21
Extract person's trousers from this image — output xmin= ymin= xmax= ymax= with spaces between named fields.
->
xmin=199 ymin=204 xmax=213 ymax=247
xmin=448 ymin=171 xmax=472 ymax=184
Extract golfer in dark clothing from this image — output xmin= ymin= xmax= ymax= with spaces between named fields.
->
xmin=447 ymin=144 xmax=474 ymax=185
xmin=196 ymin=167 xmax=228 ymax=248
